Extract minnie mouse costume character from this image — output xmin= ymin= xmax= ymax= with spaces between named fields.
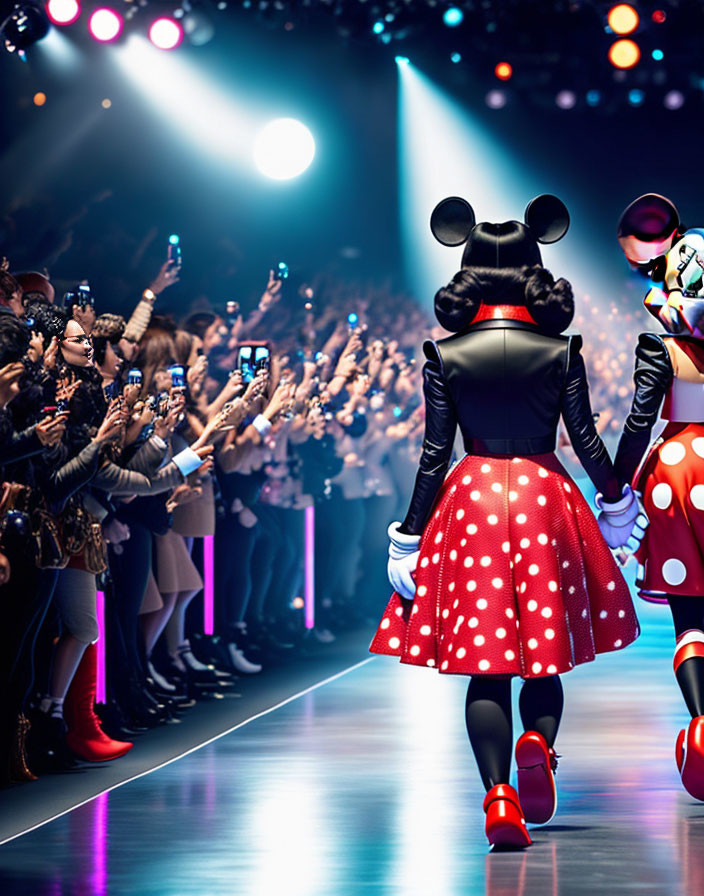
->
xmin=370 ymin=194 xmax=642 ymax=849
xmin=616 ymin=193 xmax=704 ymax=803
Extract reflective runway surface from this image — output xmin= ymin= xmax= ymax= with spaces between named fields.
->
xmin=0 ymin=594 xmax=702 ymax=895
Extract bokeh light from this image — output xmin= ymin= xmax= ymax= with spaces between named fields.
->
xmin=485 ymin=89 xmax=507 ymax=109
xmin=652 ymin=48 xmax=664 ymax=61
xmin=148 ymin=17 xmax=184 ymax=50
xmin=608 ymin=39 xmax=640 ymax=69
xmin=652 ymin=9 xmax=666 ymax=24
xmin=46 ymin=0 xmax=81 ymax=26
xmin=494 ymin=61 xmax=512 ymax=81
xmin=443 ymin=7 xmax=463 ymax=27
xmin=628 ymin=88 xmax=644 ymax=106
xmin=88 ymin=8 xmax=123 ymax=42
xmin=253 ymin=118 xmax=315 ymax=180
xmin=664 ymin=90 xmax=684 ymax=110
xmin=33 ymin=92 xmax=46 ymax=106
xmin=607 ymin=4 xmax=639 ymax=35
xmin=556 ymin=90 xmax=577 ymax=110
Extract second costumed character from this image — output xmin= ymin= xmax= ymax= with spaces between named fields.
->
xmin=370 ymin=194 xmax=645 ymax=849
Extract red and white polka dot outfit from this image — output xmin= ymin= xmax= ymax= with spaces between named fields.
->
xmin=635 ymin=423 xmax=704 ymax=601
xmin=370 ymin=452 xmax=639 ymax=677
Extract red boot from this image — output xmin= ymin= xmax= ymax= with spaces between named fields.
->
xmin=64 ymin=643 xmax=133 ymax=762
xmin=483 ymin=783 xmax=532 ymax=849
xmin=515 ymin=730 xmax=557 ymax=824
xmin=678 ymin=716 xmax=704 ymax=801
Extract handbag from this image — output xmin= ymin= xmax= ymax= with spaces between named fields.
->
xmin=83 ymin=521 xmax=107 ymax=575
xmin=31 ymin=508 xmax=68 ymax=570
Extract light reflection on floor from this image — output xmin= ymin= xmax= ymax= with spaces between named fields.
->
xmin=0 ymin=568 xmax=701 ymax=895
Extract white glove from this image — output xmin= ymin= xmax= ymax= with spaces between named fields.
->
xmin=387 ymin=521 xmax=420 ymax=601
xmin=596 ymin=485 xmax=648 ymax=552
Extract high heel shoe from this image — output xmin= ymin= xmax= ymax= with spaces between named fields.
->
xmin=677 ymin=716 xmax=704 ymax=801
xmin=515 ymin=730 xmax=558 ymax=824
xmin=10 ymin=715 xmax=38 ymax=783
xmin=483 ymin=784 xmax=532 ymax=849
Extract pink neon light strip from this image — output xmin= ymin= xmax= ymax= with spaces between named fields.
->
xmin=203 ymin=535 xmax=215 ymax=636
xmin=96 ymin=590 xmax=106 ymax=704
xmin=304 ymin=505 xmax=315 ymax=629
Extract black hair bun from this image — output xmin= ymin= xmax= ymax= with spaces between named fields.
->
xmin=434 ymin=269 xmax=482 ymax=332
xmin=524 ymin=266 xmax=574 ymax=334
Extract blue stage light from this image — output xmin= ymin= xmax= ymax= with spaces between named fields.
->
xmin=451 ymin=52 xmax=461 ymax=63
xmin=373 ymin=21 xmax=384 ymax=34
xmin=586 ymin=89 xmax=601 ymax=106
xmin=347 ymin=312 xmax=358 ymax=327
xmin=628 ymin=88 xmax=645 ymax=105
xmin=652 ymin=48 xmax=664 ymax=60
xmin=443 ymin=7 xmax=463 ymax=27
xmin=395 ymin=55 xmax=410 ymax=65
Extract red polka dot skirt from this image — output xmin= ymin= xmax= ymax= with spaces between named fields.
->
xmin=635 ymin=422 xmax=704 ymax=602
xmin=370 ymin=453 xmax=639 ymax=678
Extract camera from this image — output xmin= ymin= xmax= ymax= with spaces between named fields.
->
xmin=127 ymin=368 xmax=143 ymax=386
xmin=168 ymin=234 xmax=182 ymax=268
xmin=226 ymin=300 xmax=240 ymax=328
xmin=237 ymin=343 xmax=270 ymax=384
xmin=169 ymin=364 xmax=186 ymax=390
xmin=274 ymin=262 xmax=289 ymax=281
xmin=63 ymin=284 xmax=94 ymax=310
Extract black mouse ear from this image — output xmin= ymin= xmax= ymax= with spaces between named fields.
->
xmin=524 ymin=194 xmax=570 ymax=244
xmin=430 ymin=197 xmax=476 ymax=246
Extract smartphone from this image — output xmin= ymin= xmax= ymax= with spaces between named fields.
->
xmin=168 ymin=234 xmax=182 ymax=268
xmin=169 ymin=364 xmax=186 ymax=390
xmin=57 ymin=397 xmax=69 ymax=414
xmin=157 ymin=392 xmax=170 ymax=417
xmin=274 ymin=262 xmax=289 ymax=281
xmin=127 ymin=368 xmax=143 ymax=386
xmin=237 ymin=343 xmax=270 ymax=383
xmin=226 ymin=301 xmax=240 ymax=327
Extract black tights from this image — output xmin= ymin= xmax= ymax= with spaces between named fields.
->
xmin=465 ymin=675 xmax=564 ymax=791
xmin=668 ymin=595 xmax=704 ymax=719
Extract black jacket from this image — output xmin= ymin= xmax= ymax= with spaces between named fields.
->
xmin=400 ymin=319 xmax=620 ymax=535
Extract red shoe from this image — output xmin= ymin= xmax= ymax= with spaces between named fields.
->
xmin=679 ymin=716 xmax=704 ymax=801
xmin=64 ymin=644 xmax=133 ymax=762
xmin=515 ymin=730 xmax=557 ymax=824
xmin=483 ymin=784 xmax=532 ymax=849
xmin=676 ymin=729 xmax=685 ymax=773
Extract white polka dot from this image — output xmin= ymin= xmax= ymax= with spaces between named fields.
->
xmin=537 ymin=533 xmax=548 ymax=545
xmin=395 ymin=607 xmax=404 ymax=616
xmin=545 ymin=628 xmax=555 ymax=640
xmin=505 ymin=650 xmax=515 ymax=661
xmin=607 ymin=581 xmax=615 ymax=591
xmin=456 ymin=509 xmax=465 ymax=521
xmin=541 ymin=607 xmax=553 ymax=618
xmin=491 ymin=482 xmax=502 ymax=493
xmin=448 ymin=582 xmax=456 ymax=592
xmin=476 ymin=598 xmax=488 ymax=610
xmin=618 ymin=610 xmax=625 ymax=619
xmin=547 ymin=664 xmax=557 ymax=674
xmin=563 ymin=482 xmax=571 ymax=493
xmin=468 ymin=617 xmax=479 ymax=628
xmin=538 ymin=468 xmax=548 ymax=478
xmin=466 ymin=524 xmax=478 ymax=535
xmin=464 ymin=556 xmax=474 ymax=568
xmin=410 ymin=645 xmax=421 ymax=656
xmin=569 ymin=586 xmax=576 ymax=594
xmin=614 ymin=639 xmax=623 ymax=648
xmin=435 ymin=531 xmax=443 ymax=544
xmin=449 ymin=550 xmax=457 ymax=561
xmin=487 ymin=514 xmax=498 ymax=525
xmin=662 ymin=558 xmax=687 ymax=586
xmin=528 ymin=638 xmax=538 ymax=649
xmin=548 ymin=581 xmax=558 ymax=592
xmin=426 ymin=659 xmax=435 ymax=667
xmin=481 ymin=463 xmax=491 ymax=473
xmin=478 ymin=659 xmax=491 ymax=671
xmin=520 ymin=537 xmax=530 ymax=549
xmin=450 ymin=485 xmax=457 ymax=494
xmin=432 ymin=553 xmax=440 ymax=564
xmin=693 ymin=438 xmax=704 ymax=458
xmin=447 ymin=643 xmax=454 ymax=653
xmin=420 ymin=625 xmax=432 ymax=636
xmin=652 ymin=482 xmax=673 ymax=510
xmin=480 ymin=556 xmax=492 ymax=567
xmin=461 ymin=539 xmax=467 ymax=546
xmin=388 ymin=637 xmax=400 ymax=649
xmin=562 ymin=561 xmax=569 ymax=569
xmin=691 ymin=485 xmax=704 ymax=510
xmin=435 ymin=511 xmax=440 ymax=519
xmin=660 ymin=441 xmax=686 ymax=466
xmin=495 ymin=627 xmax=507 ymax=639
xmin=466 ymin=580 xmax=477 ymax=592
xmin=412 ymin=605 xmax=419 ymax=615
xmin=516 ymin=514 xmax=527 ymax=524
xmin=492 ymin=577 xmax=504 ymax=589
xmin=532 ymin=662 xmax=543 ymax=674
xmin=442 ymin=609 xmax=450 ymax=619
xmin=501 ymin=541 xmax=510 ymax=553
xmin=417 ymin=585 xmax=427 ymax=597
xmin=506 ymin=608 xmax=515 ymax=619
xmin=527 ymin=599 xmax=538 ymax=611
xmin=453 ymin=599 xmax=459 ymax=609
xmin=538 ymin=495 xmax=547 ymax=506
xmin=441 ymin=661 xmax=449 ymax=670
xmin=456 ymin=647 xmax=467 ymax=659
xmin=470 ymin=490 xmax=481 ymax=501
xmin=474 ymin=635 xmax=485 ymax=646
xmin=528 ymin=564 xmax=540 ymax=576
xmin=509 ymin=490 xmax=518 ymax=502
xmin=581 ymin=607 xmax=587 ymax=617
xmin=420 ymin=557 xmax=430 ymax=568
xmin=516 ymin=474 xmax=530 ymax=488
xmin=462 ymin=475 xmax=472 ymax=485
xmin=380 ymin=618 xmax=390 ymax=629
xmin=520 ymin=582 xmax=527 ymax=594
xmin=599 ymin=610 xmax=608 ymax=619
xmin=514 ymin=553 xmax=522 ymax=563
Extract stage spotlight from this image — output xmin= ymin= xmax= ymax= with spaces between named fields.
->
xmin=443 ymin=7 xmax=463 ymax=27
xmin=395 ymin=55 xmax=409 ymax=65
xmin=608 ymin=38 xmax=640 ymax=69
xmin=494 ymin=61 xmax=512 ymax=81
xmin=607 ymin=4 xmax=639 ymax=35
xmin=664 ymin=90 xmax=684 ymax=110
xmin=148 ymin=17 xmax=183 ymax=50
xmin=372 ymin=21 xmax=384 ymax=34
xmin=628 ymin=88 xmax=644 ymax=105
xmin=46 ymin=0 xmax=80 ymax=26
xmin=485 ymin=88 xmax=507 ymax=109
xmin=450 ymin=52 xmax=461 ymax=63
xmin=1 ymin=3 xmax=50 ymax=54
xmin=88 ymin=7 xmax=122 ymax=42
xmin=253 ymin=118 xmax=315 ymax=180
xmin=556 ymin=90 xmax=577 ymax=109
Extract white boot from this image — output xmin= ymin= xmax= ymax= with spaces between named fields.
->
xmin=227 ymin=644 xmax=262 ymax=674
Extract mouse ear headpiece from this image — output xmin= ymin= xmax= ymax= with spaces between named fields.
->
xmin=524 ymin=194 xmax=570 ymax=244
xmin=617 ymin=193 xmax=680 ymax=266
xmin=430 ymin=197 xmax=476 ymax=246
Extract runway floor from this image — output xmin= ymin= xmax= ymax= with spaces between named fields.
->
xmin=0 ymin=587 xmax=702 ymax=896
